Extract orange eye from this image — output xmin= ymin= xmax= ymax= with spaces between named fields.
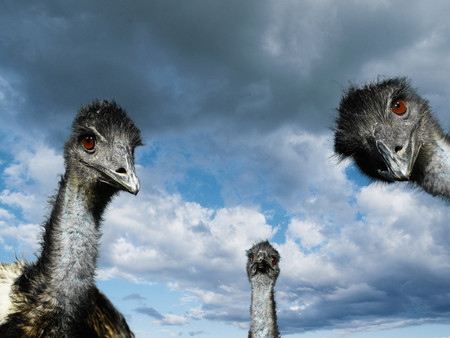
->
xmin=249 ymin=254 xmax=254 ymax=262
xmin=392 ymin=99 xmax=407 ymax=115
xmin=272 ymin=257 xmax=277 ymax=265
xmin=82 ymin=135 xmax=96 ymax=151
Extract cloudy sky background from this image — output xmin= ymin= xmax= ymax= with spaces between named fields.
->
xmin=0 ymin=1 xmax=449 ymax=337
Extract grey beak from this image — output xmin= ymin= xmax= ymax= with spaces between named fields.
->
xmin=375 ymin=123 xmax=421 ymax=181
xmin=97 ymin=144 xmax=141 ymax=195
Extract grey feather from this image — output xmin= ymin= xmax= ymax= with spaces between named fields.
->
xmin=334 ymin=77 xmax=450 ymax=201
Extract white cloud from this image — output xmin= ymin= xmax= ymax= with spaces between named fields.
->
xmin=1 ymin=142 xmax=63 ymax=222
xmin=153 ymin=313 xmax=187 ymax=326
xmin=0 ymin=208 xmax=13 ymax=220
xmin=325 ymin=283 xmax=386 ymax=302
xmin=97 ymin=126 xmax=449 ymax=333
xmin=3 ymin=143 xmax=63 ymax=190
xmin=0 ymin=190 xmax=37 ymax=219
xmin=287 ymin=219 xmax=326 ymax=250
xmin=96 ymin=266 xmax=154 ymax=285
xmin=275 ymin=182 xmax=449 ymax=332
xmin=102 ymin=189 xmax=277 ymax=283
xmin=0 ymin=221 xmax=40 ymax=254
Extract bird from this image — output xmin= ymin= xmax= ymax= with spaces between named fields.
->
xmin=0 ymin=99 xmax=142 ymax=337
xmin=246 ymin=240 xmax=281 ymax=338
xmin=334 ymin=77 xmax=450 ymax=201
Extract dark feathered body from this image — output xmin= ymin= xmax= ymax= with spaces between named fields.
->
xmin=0 ymin=100 xmax=142 ymax=337
xmin=335 ymin=77 xmax=450 ymax=200
xmin=246 ymin=240 xmax=281 ymax=338
xmin=1 ymin=286 xmax=132 ymax=337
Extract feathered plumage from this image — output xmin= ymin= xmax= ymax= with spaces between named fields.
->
xmin=335 ymin=77 xmax=450 ymax=201
xmin=246 ymin=240 xmax=281 ymax=338
xmin=0 ymin=100 xmax=142 ymax=337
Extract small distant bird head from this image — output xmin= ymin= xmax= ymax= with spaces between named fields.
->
xmin=246 ymin=240 xmax=280 ymax=281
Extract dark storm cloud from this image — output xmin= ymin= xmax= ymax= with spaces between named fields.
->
xmin=1 ymin=0 xmax=449 ymax=145
xmin=278 ymin=267 xmax=450 ymax=333
xmin=0 ymin=0 xmax=272 ymax=139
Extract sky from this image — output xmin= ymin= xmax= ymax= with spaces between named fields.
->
xmin=0 ymin=1 xmax=449 ymax=337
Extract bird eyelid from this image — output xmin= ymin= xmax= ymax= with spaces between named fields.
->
xmin=86 ymin=125 xmax=108 ymax=143
xmin=79 ymin=125 xmax=109 ymax=152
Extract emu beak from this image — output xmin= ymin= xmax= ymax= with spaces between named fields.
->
xmin=106 ymin=163 xmax=140 ymax=195
xmin=375 ymin=123 xmax=422 ymax=181
xmin=96 ymin=144 xmax=141 ymax=195
xmin=256 ymin=251 xmax=266 ymax=263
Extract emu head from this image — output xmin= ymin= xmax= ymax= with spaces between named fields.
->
xmin=64 ymin=100 xmax=143 ymax=195
xmin=246 ymin=240 xmax=280 ymax=282
xmin=334 ymin=77 xmax=437 ymax=182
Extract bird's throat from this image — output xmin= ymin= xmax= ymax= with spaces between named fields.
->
xmin=419 ymin=137 xmax=450 ymax=199
xmin=42 ymin=177 xmax=101 ymax=318
xmin=250 ymin=274 xmax=278 ymax=338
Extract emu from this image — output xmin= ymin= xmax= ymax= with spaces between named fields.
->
xmin=335 ymin=77 xmax=450 ymax=201
xmin=0 ymin=100 xmax=142 ymax=336
xmin=246 ymin=240 xmax=281 ymax=338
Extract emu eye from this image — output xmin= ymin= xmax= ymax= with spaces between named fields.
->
xmin=272 ymin=257 xmax=277 ymax=265
xmin=82 ymin=135 xmax=96 ymax=151
xmin=392 ymin=99 xmax=407 ymax=115
xmin=249 ymin=254 xmax=254 ymax=262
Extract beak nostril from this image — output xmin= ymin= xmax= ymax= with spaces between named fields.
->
xmin=395 ymin=146 xmax=403 ymax=153
xmin=116 ymin=168 xmax=127 ymax=174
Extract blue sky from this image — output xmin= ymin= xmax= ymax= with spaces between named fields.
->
xmin=0 ymin=1 xmax=450 ymax=337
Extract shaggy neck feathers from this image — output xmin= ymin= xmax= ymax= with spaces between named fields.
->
xmin=416 ymin=134 xmax=450 ymax=199
xmin=22 ymin=172 xmax=116 ymax=330
xmin=46 ymin=176 xmax=100 ymax=315
xmin=249 ymin=274 xmax=280 ymax=338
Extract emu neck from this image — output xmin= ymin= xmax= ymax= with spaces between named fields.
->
xmin=418 ymin=136 xmax=450 ymax=199
xmin=38 ymin=174 xmax=107 ymax=317
xmin=249 ymin=274 xmax=279 ymax=338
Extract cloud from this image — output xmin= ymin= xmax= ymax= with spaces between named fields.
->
xmin=135 ymin=306 xmax=164 ymax=320
xmin=96 ymin=185 xmax=279 ymax=329
xmin=188 ymin=330 xmax=208 ymax=336
xmin=0 ymin=142 xmax=64 ymax=222
xmin=0 ymin=221 xmax=41 ymax=254
xmin=136 ymin=306 xmax=187 ymax=327
xmin=123 ymin=293 xmax=147 ymax=301
xmin=101 ymin=189 xmax=277 ymax=285
xmin=0 ymin=0 xmax=449 ymax=144
xmin=97 ymin=153 xmax=449 ymax=333
xmin=96 ymin=266 xmax=153 ymax=286
xmin=0 ymin=141 xmax=64 ymax=256
xmin=275 ymin=183 xmax=450 ymax=333
xmin=153 ymin=314 xmax=187 ymax=327
xmin=98 ymin=125 xmax=448 ymax=334
xmin=287 ymin=219 xmax=327 ymax=251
